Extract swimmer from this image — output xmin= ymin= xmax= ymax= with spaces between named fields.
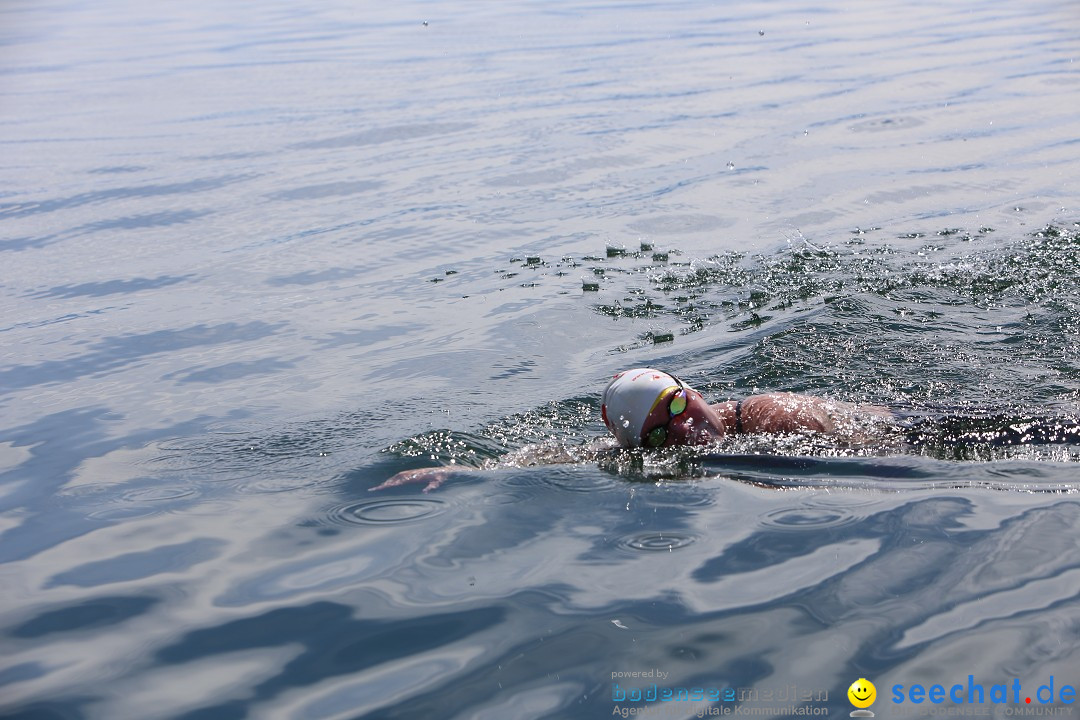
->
xmin=597 ymin=368 xmax=887 ymax=448
xmin=372 ymin=367 xmax=890 ymax=492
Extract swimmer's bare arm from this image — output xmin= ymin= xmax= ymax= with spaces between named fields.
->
xmin=738 ymin=393 xmax=891 ymax=435
xmin=371 ymin=466 xmax=456 ymax=493
xmin=371 ymin=441 xmax=614 ymax=492
xmin=738 ymin=393 xmax=835 ymax=433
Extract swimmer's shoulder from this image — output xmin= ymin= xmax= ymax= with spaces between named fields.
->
xmin=710 ymin=400 xmax=740 ymax=434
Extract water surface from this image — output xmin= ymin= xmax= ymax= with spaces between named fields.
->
xmin=2 ymin=0 xmax=1080 ymax=718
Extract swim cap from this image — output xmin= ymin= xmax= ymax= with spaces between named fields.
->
xmin=602 ymin=368 xmax=680 ymax=447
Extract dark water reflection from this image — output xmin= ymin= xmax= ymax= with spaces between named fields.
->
xmin=70 ymin=469 xmax=1074 ymax=719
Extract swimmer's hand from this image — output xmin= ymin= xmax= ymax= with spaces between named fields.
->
xmin=370 ymin=467 xmax=452 ymax=493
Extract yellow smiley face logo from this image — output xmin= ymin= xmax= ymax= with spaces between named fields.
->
xmin=848 ymin=678 xmax=876 ymax=708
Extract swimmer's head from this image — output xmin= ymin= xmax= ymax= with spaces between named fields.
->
xmin=601 ymin=368 xmax=682 ymax=447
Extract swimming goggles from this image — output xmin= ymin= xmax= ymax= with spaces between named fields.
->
xmin=644 ymin=378 xmax=690 ymax=448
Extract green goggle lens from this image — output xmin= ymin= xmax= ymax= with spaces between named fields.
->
xmin=669 ymin=390 xmax=687 ymax=416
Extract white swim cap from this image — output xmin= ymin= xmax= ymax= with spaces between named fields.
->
xmin=602 ymin=368 xmax=681 ymax=447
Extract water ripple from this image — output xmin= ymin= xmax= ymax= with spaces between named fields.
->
xmin=327 ymin=497 xmax=448 ymax=526
xmin=758 ymin=506 xmax=858 ymax=531
xmin=620 ymin=531 xmax=697 ymax=552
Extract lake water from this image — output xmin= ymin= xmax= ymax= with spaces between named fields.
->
xmin=2 ymin=0 xmax=1080 ymax=718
